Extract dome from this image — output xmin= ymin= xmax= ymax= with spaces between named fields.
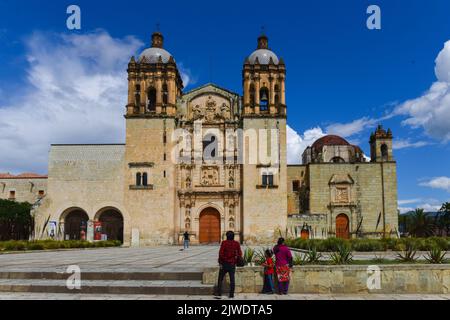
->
xmin=139 ymin=47 xmax=173 ymax=63
xmin=248 ymin=49 xmax=279 ymax=65
xmin=312 ymin=135 xmax=350 ymax=150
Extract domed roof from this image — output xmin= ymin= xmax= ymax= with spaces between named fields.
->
xmin=247 ymin=34 xmax=280 ymax=65
xmin=312 ymin=135 xmax=350 ymax=150
xmin=248 ymin=49 xmax=279 ymax=65
xmin=138 ymin=31 xmax=174 ymax=64
xmin=139 ymin=47 xmax=173 ymax=63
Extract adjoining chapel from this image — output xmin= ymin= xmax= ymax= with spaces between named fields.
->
xmin=0 ymin=31 xmax=398 ymax=245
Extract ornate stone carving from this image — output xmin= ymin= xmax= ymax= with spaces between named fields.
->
xmin=201 ymin=166 xmax=219 ymax=186
xmin=191 ymin=96 xmax=231 ymax=122
xmin=335 ymin=187 xmax=349 ymax=203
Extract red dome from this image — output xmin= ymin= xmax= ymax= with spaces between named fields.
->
xmin=312 ymin=135 xmax=350 ymax=150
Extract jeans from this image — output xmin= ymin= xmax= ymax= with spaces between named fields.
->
xmin=183 ymin=239 xmax=189 ymax=249
xmin=216 ymin=263 xmax=236 ymax=297
xmin=262 ymin=274 xmax=275 ymax=293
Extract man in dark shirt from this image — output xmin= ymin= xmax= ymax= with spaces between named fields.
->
xmin=183 ymin=231 xmax=190 ymax=249
xmin=215 ymin=231 xmax=242 ymax=299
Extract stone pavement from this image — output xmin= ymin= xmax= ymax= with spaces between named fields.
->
xmin=0 ymin=245 xmax=442 ymax=274
xmin=0 ymin=292 xmax=449 ymax=300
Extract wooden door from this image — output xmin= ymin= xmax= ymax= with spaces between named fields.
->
xmin=199 ymin=208 xmax=221 ymax=243
xmin=336 ymin=214 xmax=350 ymax=239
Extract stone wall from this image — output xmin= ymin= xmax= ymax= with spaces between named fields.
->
xmin=0 ymin=177 xmax=47 ymax=204
xmin=203 ymin=265 xmax=450 ymax=294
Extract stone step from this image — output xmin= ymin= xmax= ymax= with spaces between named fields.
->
xmin=0 ymin=279 xmax=214 ymax=295
xmin=0 ymin=271 xmax=203 ymax=281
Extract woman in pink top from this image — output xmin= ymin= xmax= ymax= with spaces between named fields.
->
xmin=273 ymin=237 xmax=293 ymax=295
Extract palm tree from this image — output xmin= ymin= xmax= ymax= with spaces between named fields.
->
xmin=436 ymin=202 xmax=450 ymax=236
xmin=408 ymin=208 xmax=435 ymax=237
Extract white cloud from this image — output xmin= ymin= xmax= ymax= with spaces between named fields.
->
xmin=395 ymin=40 xmax=450 ymax=142
xmin=420 ymin=176 xmax=450 ymax=193
xmin=286 ymin=125 xmax=325 ymax=164
xmin=325 ymin=117 xmax=378 ymax=138
xmin=393 ymin=139 xmax=429 ymax=150
xmin=398 ymin=198 xmax=443 ymax=213
xmin=0 ymin=30 xmax=143 ymax=173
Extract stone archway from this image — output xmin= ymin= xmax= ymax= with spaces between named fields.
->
xmin=199 ymin=207 xmax=221 ymax=244
xmin=96 ymin=208 xmax=124 ymax=243
xmin=62 ymin=209 xmax=89 ymax=240
xmin=336 ymin=213 xmax=350 ymax=239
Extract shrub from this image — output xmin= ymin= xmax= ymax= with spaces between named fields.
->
xmin=425 ymin=246 xmax=446 ymax=264
xmin=304 ymin=246 xmax=323 ymax=264
xmin=350 ymin=239 xmax=384 ymax=252
xmin=28 ymin=242 xmax=45 ymax=250
xmin=329 ymin=244 xmax=353 ymax=265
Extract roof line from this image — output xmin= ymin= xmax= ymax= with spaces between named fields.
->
xmin=51 ymin=143 xmax=125 ymax=146
xmin=183 ymin=82 xmax=240 ymax=97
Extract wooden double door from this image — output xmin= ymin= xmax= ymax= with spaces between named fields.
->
xmin=199 ymin=208 xmax=221 ymax=243
xmin=336 ymin=213 xmax=350 ymax=239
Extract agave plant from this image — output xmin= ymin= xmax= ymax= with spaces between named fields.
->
xmin=305 ymin=246 xmax=323 ymax=264
xmin=329 ymin=244 xmax=353 ymax=265
xmin=253 ymin=248 xmax=268 ymax=266
xmin=396 ymin=242 xmax=418 ymax=263
xmin=425 ymin=246 xmax=447 ymax=264
xmin=243 ymin=247 xmax=255 ymax=265
xmin=292 ymin=252 xmax=306 ymax=266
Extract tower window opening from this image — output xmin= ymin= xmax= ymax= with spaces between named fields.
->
xmin=136 ymin=172 xmax=142 ymax=186
xmin=262 ymin=173 xmax=274 ymax=187
xmin=142 ymin=173 xmax=148 ymax=186
xmin=162 ymin=83 xmax=168 ymax=105
xmin=260 ymin=87 xmax=269 ymax=111
xmin=381 ymin=144 xmax=388 ymax=161
xmin=147 ymin=87 xmax=157 ymax=112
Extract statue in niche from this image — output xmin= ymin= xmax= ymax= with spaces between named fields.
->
xmin=185 ymin=176 xmax=192 ymax=188
xmin=205 ymin=96 xmax=218 ymax=122
xmin=229 ymin=176 xmax=234 ymax=188
xmin=221 ymin=103 xmax=231 ymax=119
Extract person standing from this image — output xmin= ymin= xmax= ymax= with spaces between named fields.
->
xmin=183 ymin=231 xmax=190 ymax=249
xmin=273 ymin=237 xmax=293 ymax=295
xmin=261 ymin=249 xmax=275 ymax=294
xmin=215 ymin=231 xmax=242 ymax=299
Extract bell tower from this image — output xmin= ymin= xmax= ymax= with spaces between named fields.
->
xmin=242 ymin=34 xmax=286 ymax=116
xmin=126 ymin=31 xmax=183 ymax=117
xmin=370 ymin=125 xmax=394 ymax=162
xmin=124 ymin=30 xmax=182 ymax=246
xmin=241 ymin=33 xmax=288 ymax=244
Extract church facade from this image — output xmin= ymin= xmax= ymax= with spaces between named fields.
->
xmin=1 ymin=31 xmax=398 ymax=246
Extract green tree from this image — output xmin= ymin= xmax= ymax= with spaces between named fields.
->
xmin=0 ymin=199 xmax=33 ymax=240
xmin=407 ymin=208 xmax=435 ymax=237
xmin=436 ymin=202 xmax=450 ymax=236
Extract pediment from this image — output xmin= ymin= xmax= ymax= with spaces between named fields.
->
xmin=329 ymin=174 xmax=354 ymax=185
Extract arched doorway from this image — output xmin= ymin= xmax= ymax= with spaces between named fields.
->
xmin=64 ymin=209 xmax=89 ymax=240
xmin=336 ymin=213 xmax=350 ymax=239
xmin=199 ymin=207 xmax=221 ymax=243
xmin=97 ymin=209 xmax=124 ymax=243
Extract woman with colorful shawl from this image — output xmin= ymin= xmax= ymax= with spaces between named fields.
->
xmin=273 ymin=237 xmax=293 ymax=295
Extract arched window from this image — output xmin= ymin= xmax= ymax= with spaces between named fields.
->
xmin=147 ymin=88 xmax=157 ymax=111
xmin=249 ymin=84 xmax=255 ymax=106
xmin=135 ymin=84 xmax=141 ymax=107
xmin=260 ymin=87 xmax=269 ymax=111
xmin=274 ymin=84 xmax=280 ymax=105
xmin=331 ymin=157 xmax=345 ymax=163
xmin=142 ymin=173 xmax=148 ymax=186
xmin=162 ymin=83 xmax=168 ymax=105
xmin=381 ymin=144 xmax=388 ymax=161
xmin=136 ymin=172 xmax=142 ymax=186
xmin=203 ymin=134 xmax=217 ymax=160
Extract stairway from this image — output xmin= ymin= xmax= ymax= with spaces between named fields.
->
xmin=0 ymin=271 xmax=214 ymax=295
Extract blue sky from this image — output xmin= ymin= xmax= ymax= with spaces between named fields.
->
xmin=0 ymin=0 xmax=449 ymax=211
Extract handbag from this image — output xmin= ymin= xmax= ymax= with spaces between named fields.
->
xmin=237 ymin=255 xmax=245 ymax=267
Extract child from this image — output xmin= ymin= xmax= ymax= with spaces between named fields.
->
xmin=261 ymin=249 xmax=275 ymax=294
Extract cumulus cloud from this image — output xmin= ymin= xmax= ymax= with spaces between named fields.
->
xmin=393 ymin=139 xmax=429 ymax=150
xmin=286 ymin=125 xmax=325 ymax=164
xmin=420 ymin=176 xmax=450 ymax=193
xmin=398 ymin=198 xmax=443 ymax=213
xmin=395 ymin=40 xmax=450 ymax=142
xmin=325 ymin=117 xmax=379 ymax=138
xmin=0 ymin=30 xmax=143 ymax=173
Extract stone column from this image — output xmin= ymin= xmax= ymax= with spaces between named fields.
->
xmin=254 ymin=77 xmax=260 ymax=114
xmin=156 ymin=76 xmax=162 ymax=113
xmin=140 ymin=79 xmax=146 ymax=114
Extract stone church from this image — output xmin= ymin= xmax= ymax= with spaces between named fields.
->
xmin=0 ymin=31 xmax=398 ymax=246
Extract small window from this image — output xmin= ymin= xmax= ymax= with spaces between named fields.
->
xmin=142 ymin=173 xmax=148 ymax=186
xmin=292 ymin=180 xmax=300 ymax=192
xmin=164 ymin=171 xmax=166 ymax=178
xmin=162 ymin=84 xmax=168 ymax=105
xmin=164 ymin=153 xmax=167 ymax=161
xmin=9 ymin=190 xmax=15 ymax=200
xmin=262 ymin=173 xmax=274 ymax=187
xmin=136 ymin=173 xmax=142 ymax=186
xmin=331 ymin=157 xmax=345 ymax=163
xmin=38 ymin=190 xmax=45 ymax=198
